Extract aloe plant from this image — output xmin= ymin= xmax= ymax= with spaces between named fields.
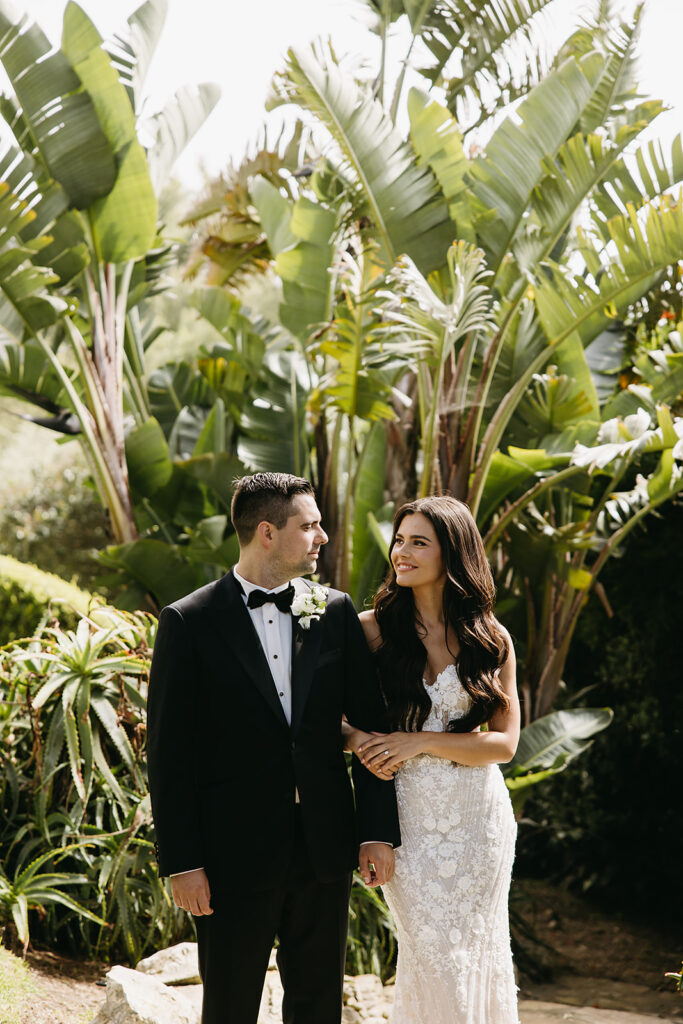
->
xmin=0 ymin=843 xmax=107 ymax=954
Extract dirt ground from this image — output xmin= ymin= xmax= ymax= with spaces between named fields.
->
xmin=513 ymin=879 xmax=681 ymax=992
xmin=1 ymin=880 xmax=680 ymax=1024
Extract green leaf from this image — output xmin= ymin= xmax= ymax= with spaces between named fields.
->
xmin=90 ymin=693 xmax=136 ymax=775
xmin=146 ymin=82 xmax=221 ymax=192
xmin=0 ymin=6 xmax=117 ymax=207
xmin=350 ymin=425 xmax=389 ymax=608
xmin=62 ymin=2 xmax=157 ymax=261
xmin=279 ymin=43 xmax=454 ymax=273
xmin=125 ymin=417 xmax=173 ymax=498
xmin=97 ymin=538 xmax=206 ymax=606
xmin=407 ymin=88 xmax=474 ymax=243
xmin=506 ymin=707 xmax=613 ymax=776
xmin=108 ymin=0 xmax=168 ymax=105
xmin=468 ymin=54 xmax=601 ymax=274
xmin=535 ymin=201 xmax=683 ymax=352
xmin=418 ymin=0 xmax=554 ymax=126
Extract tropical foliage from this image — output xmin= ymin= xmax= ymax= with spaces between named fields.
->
xmin=2 ymin=1 xmax=682 ymax=724
xmin=0 ymin=605 xmax=609 ymax=961
xmin=183 ymin=0 xmax=683 ymax=722
xmin=0 ymin=0 xmax=219 ymax=554
xmin=0 ymin=608 xmax=191 ymax=960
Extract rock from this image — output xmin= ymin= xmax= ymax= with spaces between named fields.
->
xmin=344 ymin=974 xmax=389 ymax=1018
xmin=341 ymin=1008 xmax=362 ymax=1023
xmin=177 ymin=984 xmax=203 ymax=1013
xmin=91 ymin=965 xmax=199 ymax=1024
xmin=258 ymin=968 xmax=284 ymax=1024
xmin=136 ymin=942 xmax=201 ymax=985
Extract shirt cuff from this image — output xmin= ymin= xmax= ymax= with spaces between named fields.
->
xmin=359 ymin=841 xmax=393 ymax=847
xmin=170 ymin=867 xmax=204 ymax=877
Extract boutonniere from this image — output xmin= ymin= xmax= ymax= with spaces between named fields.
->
xmin=291 ymin=586 xmax=328 ymax=630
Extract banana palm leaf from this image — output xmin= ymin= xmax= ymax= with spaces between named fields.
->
xmin=506 ymin=706 xmax=613 ymax=778
xmin=468 ymin=53 xmax=601 ymax=275
xmin=252 ymin=177 xmax=337 ymax=343
xmin=557 ymin=2 xmax=643 ymax=135
xmin=349 ymin=424 xmax=391 ymax=608
xmin=145 ymin=83 xmax=221 ymax=192
xmin=107 ymin=0 xmax=168 ymax=109
xmin=0 ymin=5 xmax=116 ymax=207
xmin=535 ymin=201 xmax=683 ymax=352
xmin=416 ymin=0 xmax=555 ymax=127
xmin=593 ymin=135 xmax=683 ymax=224
xmin=62 ymin=4 xmax=157 ymax=262
xmin=237 ymin=353 xmax=310 ymax=476
xmin=0 ymin=142 xmax=90 ymax=285
xmin=278 ymin=43 xmax=454 ymax=273
xmin=515 ymin=106 xmax=668 ymax=280
xmin=407 ymin=88 xmax=474 ymax=242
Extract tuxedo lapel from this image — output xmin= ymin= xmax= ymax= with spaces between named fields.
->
xmin=290 ymin=578 xmax=323 ymax=736
xmin=211 ymin=572 xmax=289 ymax=729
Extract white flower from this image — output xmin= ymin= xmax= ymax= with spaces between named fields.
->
xmin=573 ymin=407 xmax=656 ymax=470
xmin=673 ymin=419 xmax=683 ymax=462
xmin=438 ymin=861 xmax=457 ymax=878
xmin=291 ymin=585 xmax=328 ymax=630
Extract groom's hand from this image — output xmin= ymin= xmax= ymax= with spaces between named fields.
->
xmin=359 ymin=843 xmax=395 ymax=887
xmin=170 ymin=868 xmax=213 ymax=916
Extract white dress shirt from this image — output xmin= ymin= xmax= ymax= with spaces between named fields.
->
xmin=233 ymin=569 xmax=294 ymax=725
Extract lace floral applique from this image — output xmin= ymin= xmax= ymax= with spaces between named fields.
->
xmin=384 ymin=664 xmax=520 ymax=1024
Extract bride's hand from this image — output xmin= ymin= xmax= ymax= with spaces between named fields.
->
xmin=359 ymin=731 xmax=424 ymax=772
xmin=343 ymin=722 xmax=396 ymax=780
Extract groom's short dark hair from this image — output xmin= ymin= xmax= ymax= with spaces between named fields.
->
xmin=231 ymin=473 xmax=315 ymax=544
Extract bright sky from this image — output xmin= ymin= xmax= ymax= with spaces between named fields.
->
xmin=10 ymin=0 xmax=683 ymax=187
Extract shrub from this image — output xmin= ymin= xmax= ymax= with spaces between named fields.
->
xmin=0 ymin=467 xmax=108 ymax=590
xmin=0 ymin=556 xmax=92 ymax=646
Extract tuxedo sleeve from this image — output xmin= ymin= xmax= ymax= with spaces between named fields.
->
xmin=147 ymin=605 xmax=204 ymax=876
xmin=341 ymin=596 xmax=401 ymax=849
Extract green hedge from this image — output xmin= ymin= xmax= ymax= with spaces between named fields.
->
xmin=0 ymin=555 xmax=92 ymax=646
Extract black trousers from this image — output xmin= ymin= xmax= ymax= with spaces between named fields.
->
xmin=194 ymin=809 xmax=353 ymax=1024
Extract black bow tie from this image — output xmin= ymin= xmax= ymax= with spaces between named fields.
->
xmin=246 ymin=584 xmax=295 ymax=613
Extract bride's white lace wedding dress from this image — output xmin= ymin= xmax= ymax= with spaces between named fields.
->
xmin=383 ymin=663 xmax=519 ymax=1024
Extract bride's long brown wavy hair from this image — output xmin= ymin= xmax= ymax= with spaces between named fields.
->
xmin=373 ymin=496 xmax=509 ymax=732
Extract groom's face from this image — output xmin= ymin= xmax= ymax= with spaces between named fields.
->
xmin=269 ymin=494 xmax=328 ymax=578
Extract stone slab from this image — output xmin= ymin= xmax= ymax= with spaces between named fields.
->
xmin=91 ymin=965 xmax=199 ymax=1024
xmin=520 ymin=999 xmax=680 ymax=1023
xmin=136 ymin=942 xmax=201 ymax=986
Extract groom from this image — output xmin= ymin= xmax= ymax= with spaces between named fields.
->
xmin=147 ymin=472 xmax=400 ymax=1024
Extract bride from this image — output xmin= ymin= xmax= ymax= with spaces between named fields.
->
xmin=344 ymin=496 xmax=520 ymax=1024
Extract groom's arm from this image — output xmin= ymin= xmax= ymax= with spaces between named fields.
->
xmin=147 ymin=605 xmax=204 ymax=877
xmin=340 ymin=595 xmax=401 ymax=851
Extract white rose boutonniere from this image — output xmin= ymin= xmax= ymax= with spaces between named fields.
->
xmin=291 ymin=585 xmax=328 ymax=630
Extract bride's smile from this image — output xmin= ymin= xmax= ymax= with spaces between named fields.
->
xmin=391 ymin=512 xmax=446 ymax=589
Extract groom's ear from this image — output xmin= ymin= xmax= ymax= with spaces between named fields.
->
xmin=256 ymin=519 xmax=275 ymax=548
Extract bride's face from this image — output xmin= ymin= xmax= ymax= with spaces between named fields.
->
xmin=391 ymin=512 xmax=445 ymax=589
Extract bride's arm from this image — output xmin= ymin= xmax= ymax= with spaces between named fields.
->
xmin=359 ymin=630 xmax=520 ymax=770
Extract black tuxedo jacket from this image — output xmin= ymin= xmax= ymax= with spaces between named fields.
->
xmin=146 ymin=571 xmax=401 ymax=890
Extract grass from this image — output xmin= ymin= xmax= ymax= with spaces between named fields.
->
xmin=0 ymin=948 xmax=36 ymax=1024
